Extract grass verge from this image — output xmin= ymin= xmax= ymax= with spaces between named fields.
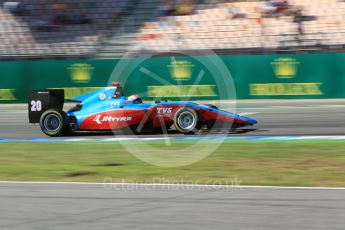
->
xmin=0 ymin=140 xmax=344 ymax=187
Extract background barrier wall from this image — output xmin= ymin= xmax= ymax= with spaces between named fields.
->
xmin=0 ymin=52 xmax=344 ymax=103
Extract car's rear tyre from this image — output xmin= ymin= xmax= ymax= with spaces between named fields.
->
xmin=174 ymin=107 xmax=201 ymax=134
xmin=40 ymin=110 xmax=68 ymax=137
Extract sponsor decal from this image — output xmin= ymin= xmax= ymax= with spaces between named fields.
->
xmin=250 ymin=83 xmax=323 ymax=96
xmin=157 ymin=107 xmax=173 ymax=114
xmin=249 ymin=58 xmax=323 ymax=96
xmin=68 ymin=63 xmax=94 ymax=83
xmin=99 ymin=93 xmax=106 ymax=101
xmin=93 ymin=115 xmax=132 ymax=125
xmin=110 ymin=101 xmax=121 ymax=107
xmin=0 ymin=89 xmax=16 ymax=100
xmin=147 ymin=85 xmax=217 ymax=98
xmin=168 ymin=60 xmax=194 ymax=81
xmin=271 ymin=58 xmax=299 ymax=79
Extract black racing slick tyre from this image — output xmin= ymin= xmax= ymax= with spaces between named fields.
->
xmin=174 ymin=107 xmax=201 ymax=134
xmin=39 ymin=109 xmax=68 ymax=137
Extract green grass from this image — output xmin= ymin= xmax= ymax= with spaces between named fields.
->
xmin=0 ymin=141 xmax=345 ymax=187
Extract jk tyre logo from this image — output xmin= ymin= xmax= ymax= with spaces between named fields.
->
xmin=93 ymin=115 xmax=132 ymax=124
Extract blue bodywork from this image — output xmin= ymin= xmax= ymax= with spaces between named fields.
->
xmin=68 ymin=87 xmax=257 ymax=129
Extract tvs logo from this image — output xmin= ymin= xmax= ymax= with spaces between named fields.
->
xmin=110 ymin=101 xmax=121 ymax=107
xmin=93 ymin=115 xmax=132 ymax=124
xmin=157 ymin=107 xmax=173 ymax=114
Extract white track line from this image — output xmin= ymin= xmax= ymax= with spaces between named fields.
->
xmin=0 ymin=181 xmax=344 ymax=190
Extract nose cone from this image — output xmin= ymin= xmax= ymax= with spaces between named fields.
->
xmin=248 ymin=118 xmax=258 ymax=125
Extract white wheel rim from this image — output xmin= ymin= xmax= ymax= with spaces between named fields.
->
xmin=44 ymin=114 xmax=62 ymax=132
xmin=177 ymin=111 xmax=196 ymax=130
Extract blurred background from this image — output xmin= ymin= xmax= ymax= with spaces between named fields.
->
xmin=0 ymin=0 xmax=343 ymax=60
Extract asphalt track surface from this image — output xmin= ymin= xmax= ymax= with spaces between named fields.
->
xmin=1 ymin=103 xmax=345 ymax=138
xmin=0 ymin=183 xmax=344 ymax=230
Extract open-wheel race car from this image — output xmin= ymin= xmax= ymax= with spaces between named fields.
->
xmin=28 ymin=83 xmax=257 ymax=137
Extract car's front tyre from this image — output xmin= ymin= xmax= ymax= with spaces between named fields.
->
xmin=39 ymin=109 xmax=68 ymax=137
xmin=174 ymin=107 xmax=201 ymax=134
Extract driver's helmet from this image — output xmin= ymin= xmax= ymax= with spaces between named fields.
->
xmin=128 ymin=94 xmax=143 ymax=104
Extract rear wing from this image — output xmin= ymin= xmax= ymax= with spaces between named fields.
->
xmin=28 ymin=89 xmax=64 ymax=123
